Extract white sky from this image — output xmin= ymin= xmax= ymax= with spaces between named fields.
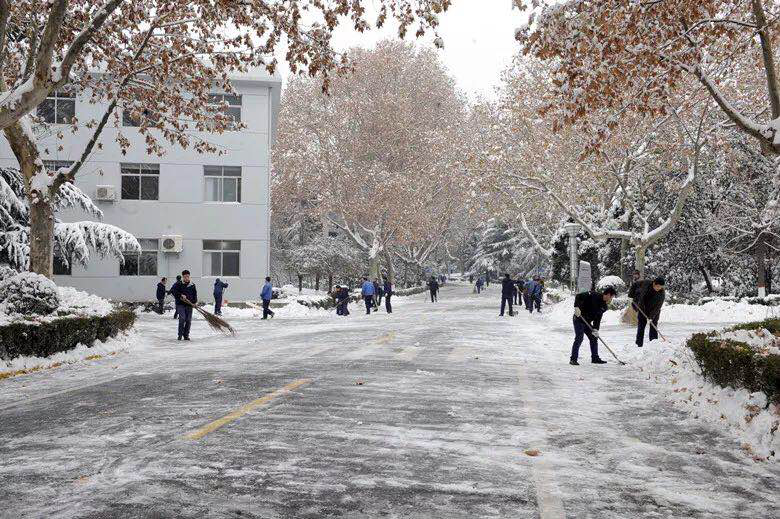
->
xmin=277 ymin=1 xmax=525 ymax=100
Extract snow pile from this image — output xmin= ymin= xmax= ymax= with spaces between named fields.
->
xmin=546 ymin=296 xmax=775 ymax=327
xmin=596 ymin=275 xmax=626 ymax=292
xmin=626 ymin=340 xmax=779 ymax=461
xmin=717 ymin=328 xmax=780 ymax=356
xmin=0 ymin=278 xmax=113 ymax=326
xmin=57 ymin=286 xmax=113 ymax=317
xmin=1 ymin=331 xmax=137 ymax=377
xmin=0 ymin=272 xmax=60 ymax=316
xmin=274 ymin=301 xmax=334 ymax=319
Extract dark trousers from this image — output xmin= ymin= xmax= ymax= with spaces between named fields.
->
xmin=636 ymin=312 xmax=658 ymax=346
xmin=385 ymin=294 xmax=392 ymax=313
xmin=534 ymin=295 xmax=541 ymax=312
xmin=430 ymin=290 xmax=437 ymax=302
xmin=364 ymin=296 xmax=374 ymax=314
xmin=376 ymin=293 xmax=383 ymax=307
xmin=173 ymin=305 xmax=179 ymax=319
xmin=500 ymin=296 xmax=513 ymax=316
xmin=512 ymin=292 xmax=518 ymax=305
xmin=157 ymin=298 xmax=164 ymax=314
xmin=571 ymin=317 xmax=598 ymax=360
xmin=338 ymin=301 xmax=350 ymax=316
xmin=476 ymin=285 xmax=481 ymax=293
xmin=214 ymin=294 xmax=223 ymax=315
xmin=262 ymin=299 xmax=274 ymax=319
xmin=177 ymin=305 xmax=193 ymax=339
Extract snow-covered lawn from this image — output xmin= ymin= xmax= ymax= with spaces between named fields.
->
xmin=0 ymin=284 xmax=777 ymax=517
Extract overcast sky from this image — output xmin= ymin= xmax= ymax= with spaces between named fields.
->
xmin=277 ymin=1 xmax=525 ymax=100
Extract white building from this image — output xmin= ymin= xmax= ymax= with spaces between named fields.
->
xmin=0 ymin=71 xmax=281 ymax=302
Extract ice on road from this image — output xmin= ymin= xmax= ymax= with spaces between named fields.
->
xmin=0 ymin=285 xmax=778 ymax=518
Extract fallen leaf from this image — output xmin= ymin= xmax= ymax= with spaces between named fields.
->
xmin=356 ymin=380 xmax=364 ymax=386
xmin=524 ymin=449 xmax=541 ymax=457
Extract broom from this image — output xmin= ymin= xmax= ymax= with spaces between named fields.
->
xmin=181 ymin=298 xmax=235 ymax=336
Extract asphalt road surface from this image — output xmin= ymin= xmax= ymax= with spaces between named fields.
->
xmin=1 ymin=284 xmax=778 ymax=518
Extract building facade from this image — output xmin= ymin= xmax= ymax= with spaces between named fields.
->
xmin=0 ymin=72 xmax=281 ymax=302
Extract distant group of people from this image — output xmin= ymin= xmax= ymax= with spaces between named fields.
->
xmin=492 ymin=274 xmax=545 ymax=316
xmin=332 ymin=277 xmax=393 ymax=316
xmin=569 ymin=270 xmax=666 ymax=365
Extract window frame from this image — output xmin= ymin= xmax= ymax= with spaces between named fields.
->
xmin=203 ymin=166 xmax=241 ymax=203
xmin=119 ymin=239 xmax=160 ymax=277
xmin=121 ymin=163 xmax=160 ymax=201
xmin=37 ymin=90 xmax=76 ymax=124
xmin=207 ymin=93 xmax=242 ymax=128
xmin=202 ymin=240 xmax=241 ymax=278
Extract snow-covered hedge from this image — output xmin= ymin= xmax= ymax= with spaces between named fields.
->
xmin=0 ymin=310 xmax=136 ymax=361
xmin=687 ymin=319 xmax=780 ymax=405
xmin=0 ymin=272 xmax=60 ymax=315
xmin=596 ymin=275 xmax=626 ymax=293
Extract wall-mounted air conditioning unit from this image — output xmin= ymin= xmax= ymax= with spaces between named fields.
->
xmin=160 ymin=235 xmax=183 ymax=253
xmin=95 ymin=185 xmax=116 ymax=202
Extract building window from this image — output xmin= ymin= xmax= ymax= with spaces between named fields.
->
xmin=53 ymin=255 xmax=71 ymax=275
xmin=37 ymin=90 xmax=76 ymax=124
xmin=122 ymin=108 xmax=159 ymax=127
xmin=207 ymin=93 xmax=242 ymax=126
xmin=204 ymin=166 xmax=241 ymax=203
xmin=202 ymin=240 xmax=240 ymax=277
xmin=120 ymin=239 xmax=159 ymax=276
xmin=121 ymin=163 xmax=160 ymax=200
xmin=43 ymin=160 xmax=74 ymax=174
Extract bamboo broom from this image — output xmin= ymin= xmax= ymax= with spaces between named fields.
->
xmin=181 ymin=299 xmax=235 ymax=336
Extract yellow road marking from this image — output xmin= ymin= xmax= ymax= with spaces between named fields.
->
xmin=377 ymin=331 xmax=396 ymax=345
xmin=185 ymin=378 xmax=312 ymax=440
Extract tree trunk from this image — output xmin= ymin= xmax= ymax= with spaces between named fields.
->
xmin=328 ymin=274 xmax=333 ymax=292
xmin=4 ymin=120 xmax=57 ymax=277
xmin=29 ymin=201 xmax=55 ymax=277
xmin=619 ymin=238 xmax=627 ymax=282
xmin=383 ymin=250 xmax=395 ymax=283
xmin=297 ymin=274 xmax=303 ymax=293
xmin=315 ymin=273 xmax=320 ymax=291
xmin=635 ymin=245 xmax=646 ymax=277
xmin=756 ymin=239 xmax=767 ymax=297
xmin=699 ymin=262 xmax=714 ymax=294
xmin=368 ymin=254 xmax=380 ymax=281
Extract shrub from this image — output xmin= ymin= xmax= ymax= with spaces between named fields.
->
xmin=0 ymin=272 xmax=60 ymax=315
xmin=0 ymin=310 xmax=136 ymax=361
xmin=687 ymin=322 xmax=780 ymax=405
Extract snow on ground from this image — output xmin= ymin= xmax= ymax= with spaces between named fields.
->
xmin=1 ymin=331 xmax=137 ymax=376
xmin=1 ymin=284 xmax=778 ymax=517
xmin=544 ymin=296 xmax=780 ymax=461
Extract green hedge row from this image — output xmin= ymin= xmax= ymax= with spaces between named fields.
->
xmin=687 ymin=318 xmax=780 ymax=405
xmin=0 ymin=310 xmax=136 ymax=361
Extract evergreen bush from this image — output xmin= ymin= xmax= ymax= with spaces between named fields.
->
xmin=0 ymin=310 xmax=136 ymax=361
xmin=687 ymin=319 xmax=780 ymax=405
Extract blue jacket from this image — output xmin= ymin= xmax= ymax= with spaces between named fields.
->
xmin=261 ymin=281 xmax=273 ymax=301
xmin=171 ymin=280 xmax=197 ymax=305
xmin=526 ymin=280 xmax=542 ymax=297
xmin=213 ymin=278 xmax=228 ymax=296
xmin=156 ymin=282 xmax=166 ymax=300
xmin=361 ymin=280 xmax=375 ymax=296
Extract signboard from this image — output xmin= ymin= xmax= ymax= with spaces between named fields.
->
xmin=577 ymin=261 xmax=592 ymax=293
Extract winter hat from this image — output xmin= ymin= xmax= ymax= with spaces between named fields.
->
xmin=653 ymin=276 xmax=665 ymax=286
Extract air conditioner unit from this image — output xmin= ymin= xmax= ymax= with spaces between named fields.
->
xmin=95 ymin=185 xmax=116 ymax=202
xmin=160 ymin=235 xmax=183 ymax=253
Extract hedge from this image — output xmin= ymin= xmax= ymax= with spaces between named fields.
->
xmin=687 ymin=318 xmax=780 ymax=405
xmin=0 ymin=310 xmax=136 ymax=361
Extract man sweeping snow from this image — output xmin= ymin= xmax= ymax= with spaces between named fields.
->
xmin=634 ymin=276 xmax=666 ymax=347
xmin=570 ymin=286 xmax=616 ymax=365
xmin=170 ymin=270 xmax=197 ymax=341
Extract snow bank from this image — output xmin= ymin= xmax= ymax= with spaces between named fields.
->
xmin=625 ymin=339 xmax=779 ymax=462
xmin=546 ymin=296 xmax=776 ymax=327
xmin=0 ymin=284 xmax=114 ymax=326
xmin=1 ymin=331 xmax=137 ymax=377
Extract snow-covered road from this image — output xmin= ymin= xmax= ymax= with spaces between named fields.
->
xmin=1 ymin=284 xmax=778 ymax=518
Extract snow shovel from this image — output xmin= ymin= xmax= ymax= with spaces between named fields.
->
xmin=577 ymin=315 xmax=626 ymax=366
xmin=633 ymin=304 xmax=668 ymax=342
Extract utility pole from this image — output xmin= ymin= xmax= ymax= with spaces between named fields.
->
xmin=563 ymin=222 xmax=581 ymax=293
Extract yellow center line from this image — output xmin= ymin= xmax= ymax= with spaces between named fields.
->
xmin=184 ymin=378 xmax=312 ymax=441
xmin=376 ymin=331 xmax=396 ymax=345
